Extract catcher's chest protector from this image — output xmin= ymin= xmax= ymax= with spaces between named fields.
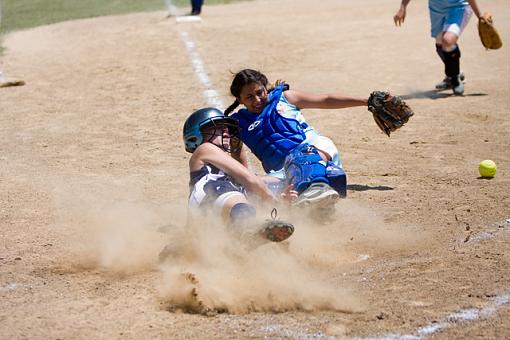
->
xmin=233 ymin=85 xmax=307 ymax=172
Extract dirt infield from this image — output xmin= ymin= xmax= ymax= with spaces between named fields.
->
xmin=1 ymin=0 xmax=509 ymax=338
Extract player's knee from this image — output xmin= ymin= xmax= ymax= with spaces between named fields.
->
xmin=229 ymin=203 xmax=256 ymax=225
xmin=284 ymin=144 xmax=325 ymax=193
xmin=441 ymin=35 xmax=458 ymax=51
xmin=284 ymin=144 xmax=347 ymax=197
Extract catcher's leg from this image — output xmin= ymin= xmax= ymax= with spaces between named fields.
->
xmin=284 ymin=144 xmax=346 ymax=206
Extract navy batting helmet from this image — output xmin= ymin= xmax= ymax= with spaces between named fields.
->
xmin=183 ymin=107 xmax=239 ymax=153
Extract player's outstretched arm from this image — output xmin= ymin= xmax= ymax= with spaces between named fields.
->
xmin=284 ymin=90 xmax=368 ymax=110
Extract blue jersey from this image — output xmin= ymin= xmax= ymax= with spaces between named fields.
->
xmin=232 ymin=85 xmax=309 ymax=172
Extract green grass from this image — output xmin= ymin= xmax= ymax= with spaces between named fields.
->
xmin=0 ymin=0 xmax=243 ymax=33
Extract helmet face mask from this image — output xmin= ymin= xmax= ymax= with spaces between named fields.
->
xmin=183 ymin=108 xmax=241 ymax=154
xmin=201 ymin=120 xmax=240 ymax=153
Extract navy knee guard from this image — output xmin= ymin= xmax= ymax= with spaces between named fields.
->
xmin=229 ymin=203 xmax=256 ymax=226
xmin=284 ymin=144 xmax=347 ymax=197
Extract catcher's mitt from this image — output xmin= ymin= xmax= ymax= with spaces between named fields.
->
xmin=270 ymin=79 xmax=290 ymax=92
xmin=478 ymin=13 xmax=502 ymax=50
xmin=367 ymin=91 xmax=414 ymax=137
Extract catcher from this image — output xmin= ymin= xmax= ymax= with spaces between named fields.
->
xmin=393 ymin=0 xmax=497 ymax=96
xmin=224 ymin=69 xmax=413 ymax=208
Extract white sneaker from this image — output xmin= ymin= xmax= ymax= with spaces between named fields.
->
xmin=451 ymin=74 xmax=465 ymax=95
xmin=293 ymin=182 xmax=340 ymax=208
xmin=435 ymin=72 xmax=465 ymax=90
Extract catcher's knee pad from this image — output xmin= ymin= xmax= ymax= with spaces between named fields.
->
xmin=284 ymin=144 xmax=347 ymax=197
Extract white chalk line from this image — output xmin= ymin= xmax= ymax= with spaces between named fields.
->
xmin=178 ymin=30 xmax=224 ymax=110
xmin=451 ymin=218 xmax=510 ymax=249
xmin=176 ymin=27 xmax=256 ymax=169
xmin=362 ymin=217 xmax=510 ymax=277
xmin=359 ymin=290 xmax=510 ymax=340
xmin=254 ymin=290 xmax=510 ymax=339
xmin=357 ymin=217 xmax=510 ymax=339
xmin=259 ymin=290 xmax=510 ymax=340
xmin=0 ymin=282 xmax=33 ymax=292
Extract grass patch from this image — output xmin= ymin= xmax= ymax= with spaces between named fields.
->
xmin=0 ymin=0 xmax=244 ymax=33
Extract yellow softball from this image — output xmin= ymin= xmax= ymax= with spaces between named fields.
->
xmin=479 ymin=160 xmax=497 ymax=178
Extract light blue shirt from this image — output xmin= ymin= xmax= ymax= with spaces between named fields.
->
xmin=429 ymin=0 xmax=468 ymax=11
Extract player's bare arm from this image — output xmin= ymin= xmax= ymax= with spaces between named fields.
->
xmin=394 ymin=0 xmax=411 ymax=26
xmin=192 ymin=143 xmax=275 ymax=201
xmin=284 ymin=89 xmax=368 ymax=110
xmin=467 ymin=0 xmax=482 ymax=18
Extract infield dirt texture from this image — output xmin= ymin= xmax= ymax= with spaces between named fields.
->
xmin=1 ymin=0 xmax=509 ymax=338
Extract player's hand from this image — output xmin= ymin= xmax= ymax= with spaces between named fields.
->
xmin=280 ymin=184 xmax=298 ymax=204
xmin=393 ymin=9 xmax=406 ymax=26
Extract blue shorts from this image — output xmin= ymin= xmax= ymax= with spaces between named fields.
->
xmin=429 ymin=1 xmax=473 ymax=38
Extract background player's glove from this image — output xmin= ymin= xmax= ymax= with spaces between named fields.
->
xmin=478 ymin=13 xmax=502 ymax=50
xmin=368 ymin=91 xmax=414 ymax=137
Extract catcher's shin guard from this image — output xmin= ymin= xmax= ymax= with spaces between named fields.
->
xmin=326 ymin=163 xmax=347 ymax=198
xmin=284 ymin=144 xmax=347 ymax=197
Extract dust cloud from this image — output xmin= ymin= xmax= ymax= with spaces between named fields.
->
xmin=158 ymin=200 xmax=418 ymax=314
xmin=51 ymin=178 xmax=180 ymax=273
xmin=53 ymin=178 xmax=417 ymax=314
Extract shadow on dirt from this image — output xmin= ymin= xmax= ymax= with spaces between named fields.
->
xmin=401 ymin=90 xmax=488 ymax=100
xmin=347 ymin=184 xmax=394 ymax=192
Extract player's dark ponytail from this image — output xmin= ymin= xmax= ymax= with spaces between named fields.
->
xmin=224 ymin=99 xmax=239 ymax=116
